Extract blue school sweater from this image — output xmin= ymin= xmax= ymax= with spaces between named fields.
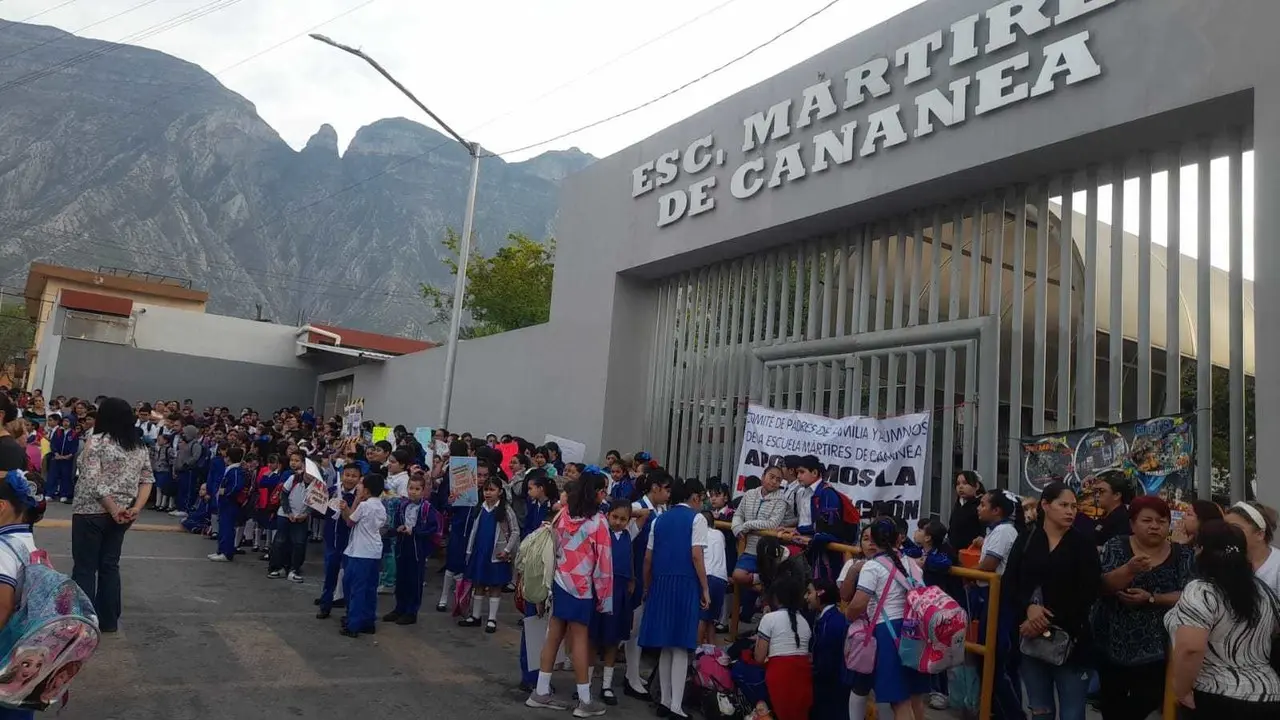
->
xmin=218 ymin=465 xmax=246 ymax=505
xmin=324 ymin=486 xmax=358 ymax=552
xmin=207 ymin=455 xmax=227 ymax=497
xmin=49 ymin=427 xmax=79 ymax=460
xmin=522 ymin=499 xmax=551 ymax=538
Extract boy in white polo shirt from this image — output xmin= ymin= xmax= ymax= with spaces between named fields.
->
xmin=339 ymin=473 xmax=388 ymax=638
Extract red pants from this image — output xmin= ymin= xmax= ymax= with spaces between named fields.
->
xmin=765 ymin=654 xmax=814 ymax=720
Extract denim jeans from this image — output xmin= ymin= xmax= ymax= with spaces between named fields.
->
xmin=70 ymin=513 xmax=131 ymax=632
xmin=1022 ymin=656 xmax=1091 ymax=720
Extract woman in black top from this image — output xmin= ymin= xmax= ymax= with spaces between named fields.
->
xmin=0 ymin=394 xmax=27 ymax=472
xmin=948 ymin=469 xmax=985 ymax=552
xmin=1006 ymin=482 xmax=1102 ymax=720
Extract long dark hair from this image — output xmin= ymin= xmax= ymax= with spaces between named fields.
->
xmin=769 ymin=573 xmax=806 ymax=647
xmin=1195 ymin=519 xmax=1261 ymax=624
xmin=983 ymin=489 xmax=1028 ymax=535
xmin=566 ymin=469 xmax=605 ymax=519
xmin=97 ymin=397 xmax=143 ymax=451
xmin=1036 ymin=481 xmax=1075 ymax=527
xmin=869 ymin=516 xmax=908 ymax=576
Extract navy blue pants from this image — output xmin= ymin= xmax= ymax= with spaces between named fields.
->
xmin=394 ymin=537 xmax=432 ymax=617
xmin=48 ymin=460 xmax=75 ymax=499
xmin=319 ymin=540 xmax=346 ymax=611
xmin=217 ymin=504 xmax=238 ymax=559
xmin=343 ymin=556 xmax=380 ymax=633
xmin=177 ymin=470 xmax=196 ymax=511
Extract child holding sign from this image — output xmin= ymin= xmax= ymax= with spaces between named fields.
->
xmin=460 ymin=469 xmax=519 ymax=633
xmin=339 ymin=473 xmax=387 ymax=638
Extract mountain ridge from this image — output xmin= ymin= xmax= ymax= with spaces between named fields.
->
xmin=0 ymin=20 xmax=595 ymax=337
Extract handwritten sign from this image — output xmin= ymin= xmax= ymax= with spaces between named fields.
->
xmin=449 ymin=457 xmax=478 ymax=508
xmin=544 ymin=435 xmax=586 ymax=464
xmin=303 ymin=477 xmax=331 ymax=515
xmin=371 ymin=426 xmax=392 ymax=446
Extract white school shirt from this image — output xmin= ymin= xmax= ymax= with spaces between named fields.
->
xmin=856 ymin=555 xmax=923 ymax=622
xmin=647 ymin=504 xmax=709 ymax=551
xmin=980 ymin=521 xmax=1019 ymax=577
xmin=757 ymin=609 xmax=812 ymax=657
xmin=0 ymin=525 xmax=36 ymax=595
xmin=630 ymin=496 xmax=665 ymax=539
xmin=704 ymin=527 xmax=728 ymax=581
xmin=344 ymin=499 xmax=387 ymax=560
xmin=386 ymin=471 xmax=410 ymax=498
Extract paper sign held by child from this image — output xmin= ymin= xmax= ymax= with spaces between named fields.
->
xmin=449 ymin=457 xmax=478 ymax=508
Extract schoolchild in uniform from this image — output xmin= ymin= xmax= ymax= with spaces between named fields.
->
xmin=524 ymin=470 xmax=612 ymax=717
xmin=438 ymin=439 xmax=476 ymax=613
xmin=698 ymin=509 xmax=729 ymax=651
xmin=46 ymin=414 xmax=77 ymax=504
xmin=385 ymin=475 xmax=440 ymax=625
xmin=254 ymin=454 xmax=287 ymax=554
xmin=623 ymin=471 xmax=672 ymax=699
xmin=590 ymin=499 xmax=634 ymax=706
xmin=518 ymin=469 xmax=557 ymax=691
xmin=0 ymin=470 xmax=44 ymax=720
xmin=338 ymin=473 xmax=388 ymax=638
xmin=316 ymin=463 xmax=361 ymax=619
xmin=206 ymin=442 xmax=228 ymax=539
xmin=235 ymin=453 xmax=259 ymax=552
xmin=209 ymin=447 xmax=246 ymax=562
xmin=638 ymin=475 xmax=711 ymax=719
xmin=150 ymin=431 xmax=176 ymax=512
xmin=268 ymin=450 xmax=311 ymax=583
xmin=807 ymin=578 xmax=852 ymax=720
xmin=460 ymin=471 xmax=519 ymax=632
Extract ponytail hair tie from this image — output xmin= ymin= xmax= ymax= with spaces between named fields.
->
xmin=4 ymin=470 xmax=37 ymax=508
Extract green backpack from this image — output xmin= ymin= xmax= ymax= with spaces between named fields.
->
xmin=515 ymin=522 xmax=557 ymax=605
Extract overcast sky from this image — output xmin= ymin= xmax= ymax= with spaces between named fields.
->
xmin=0 ymin=0 xmax=1255 ymax=278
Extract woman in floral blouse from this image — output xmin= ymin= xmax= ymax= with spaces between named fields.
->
xmin=71 ymin=397 xmax=153 ymax=633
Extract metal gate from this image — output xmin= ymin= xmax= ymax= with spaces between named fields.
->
xmin=643 ymin=130 xmax=1255 ymax=507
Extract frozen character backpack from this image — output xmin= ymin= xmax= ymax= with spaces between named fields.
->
xmin=889 ymin=558 xmax=967 ymax=674
xmin=0 ymin=538 xmax=100 ymax=711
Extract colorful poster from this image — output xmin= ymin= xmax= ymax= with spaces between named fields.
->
xmin=544 ymin=435 xmax=586 ymax=464
xmin=449 ymin=456 xmax=479 ymax=508
xmin=342 ymin=402 xmax=364 ymax=439
xmin=303 ymin=477 xmax=331 ymax=515
xmin=414 ymin=427 xmax=433 ymax=448
xmin=371 ymin=426 xmax=392 ymax=446
xmin=1020 ymin=414 xmax=1197 ymax=518
xmin=733 ymin=404 xmax=930 ymax=522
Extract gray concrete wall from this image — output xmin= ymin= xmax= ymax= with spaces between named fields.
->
xmin=51 ymin=339 xmax=319 ymax=411
xmin=132 ymin=304 xmax=312 ymax=368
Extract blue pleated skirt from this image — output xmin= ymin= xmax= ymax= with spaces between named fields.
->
xmin=590 ymin=577 xmax=634 ymax=645
xmin=445 ymin=511 xmax=470 ymax=574
xmin=552 ymin=581 xmax=595 ymax=625
xmin=637 ymin=574 xmax=700 ymax=650
xmin=863 ymin=620 xmax=931 ymax=704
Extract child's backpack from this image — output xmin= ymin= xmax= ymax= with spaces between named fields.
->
xmin=0 ymin=539 xmax=99 ymax=711
xmin=514 ymin=522 xmax=556 ymax=606
xmin=814 ymin=488 xmax=862 ymax=544
xmin=268 ymin=477 xmax=289 ymax=514
xmin=843 ymin=558 xmax=899 ymax=674
xmin=690 ymin=648 xmax=740 ymax=720
xmin=890 ymin=560 xmax=968 ymax=674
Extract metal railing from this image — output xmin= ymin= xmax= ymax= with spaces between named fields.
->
xmin=717 ymin=523 xmax=1000 ymax=720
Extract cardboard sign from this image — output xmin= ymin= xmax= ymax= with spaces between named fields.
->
xmin=449 ymin=457 xmax=479 ymax=508
xmin=544 ymin=435 xmax=586 ymax=464
xmin=371 ymin=426 xmax=392 ymax=446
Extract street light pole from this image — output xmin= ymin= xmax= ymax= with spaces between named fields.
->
xmin=309 ymin=34 xmax=479 ymax=430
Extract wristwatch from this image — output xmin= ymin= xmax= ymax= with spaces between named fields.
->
xmin=1148 ymin=593 xmax=1155 ymax=604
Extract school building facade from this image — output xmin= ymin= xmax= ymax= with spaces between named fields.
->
xmin=338 ymin=0 xmax=1275 ymax=514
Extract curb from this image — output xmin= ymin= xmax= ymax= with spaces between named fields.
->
xmin=39 ymin=519 xmax=186 ymax=533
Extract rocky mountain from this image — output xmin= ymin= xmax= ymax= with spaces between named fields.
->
xmin=0 ymin=21 xmax=595 ymax=337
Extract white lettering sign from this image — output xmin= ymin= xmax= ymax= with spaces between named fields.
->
xmin=734 ymin=405 xmax=930 ymax=522
xmin=631 ymin=0 xmax=1122 ymax=227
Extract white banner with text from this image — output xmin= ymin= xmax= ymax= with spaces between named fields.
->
xmin=734 ymin=404 xmax=930 ymax=522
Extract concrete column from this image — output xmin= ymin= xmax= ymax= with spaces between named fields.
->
xmin=1254 ymin=86 xmax=1280 ymax=511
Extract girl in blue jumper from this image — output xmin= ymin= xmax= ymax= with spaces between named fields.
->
xmin=437 ymin=439 xmax=475 ymax=613
xmin=460 ymin=473 xmax=519 ymax=632
xmin=385 ymin=475 xmax=440 ymax=625
xmin=638 ymin=475 xmax=711 ymax=719
xmin=518 ymin=470 xmax=556 ymax=691
xmin=590 ymin=499 xmax=634 ymax=705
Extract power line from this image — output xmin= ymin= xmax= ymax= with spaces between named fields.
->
xmin=0 ymin=0 xmax=162 ymax=68
xmin=3 ymin=0 xmax=86 ymax=26
xmin=483 ymin=0 xmax=846 ymax=158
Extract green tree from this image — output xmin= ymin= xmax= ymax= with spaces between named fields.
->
xmin=1180 ymin=360 xmax=1255 ymax=501
xmin=0 ymin=304 xmax=34 ymax=367
xmin=421 ymin=229 xmax=555 ymax=339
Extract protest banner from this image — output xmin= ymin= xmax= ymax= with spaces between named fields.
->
xmin=1021 ymin=414 xmax=1197 ymax=521
xmin=734 ymin=405 xmax=929 ymax=522
xmin=544 ymin=435 xmax=586 ymax=464
xmin=449 ymin=457 xmax=479 ymax=507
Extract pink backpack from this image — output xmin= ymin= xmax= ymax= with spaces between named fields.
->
xmin=893 ymin=566 xmax=968 ymax=674
xmin=842 ymin=559 xmax=900 ymax=674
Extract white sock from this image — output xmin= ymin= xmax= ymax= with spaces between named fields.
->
xmin=488 ymin=596 xmax=500 ymax=621
xmin=577 ymin=683 xmax=591 ymax=705
xmin=588 ymin=666 xmax=595 ymax=683
xmin=234 ymin=527 xmax=244 ymax=547
xmin=625 ymin=605 xmax=646 ymax=689
xmin=471 ymin=594 xmax=484 ymax=620
xmin=536 ymin=670 xmax=552 ymax=696
xmin=658 ymin=648 xmax=673 ymax=707
xmin=334 ymin=570 xmax=345 ymax=600
xmin=602 ymin=666 xmax=615 ymax=689
xmin=668 ymin=648 xmax=688 ymax=712
xmin=848 ymin=692 xmax=868 ymax=720
xmin=440 ymin=571 xmax=456 ymax=606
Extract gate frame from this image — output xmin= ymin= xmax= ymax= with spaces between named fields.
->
xmin=749 ymin=315 xmax=1000 ymax=515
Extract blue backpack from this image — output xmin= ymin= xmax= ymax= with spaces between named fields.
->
xmin=0 ymin=538 xmax=100 ymax=711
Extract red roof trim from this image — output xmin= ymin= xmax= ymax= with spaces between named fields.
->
xmin=307 ymin=323 xmax=433 ymax=356
xmin=58 ymin=289 xmax=133 ymax=318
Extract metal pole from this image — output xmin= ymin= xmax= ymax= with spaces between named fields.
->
xmin=440 ymin=147 xmax=481 ymax=429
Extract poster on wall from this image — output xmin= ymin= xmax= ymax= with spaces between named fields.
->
xmin=1021 ymin=414 xmax=1197 ymax=521
xmin=342 ymin=401 xmax=364 ymax=439
xmin=733 ymin=404 xmax=930 ymax=522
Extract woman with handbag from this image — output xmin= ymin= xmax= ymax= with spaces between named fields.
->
xmin=1092 ymin=495 xmax=1193 ymax=720
xmin=1165 ymin=519 xmax=1280 ymax=717
xmin=1005 ymin=482 xmax=1101 ymax=720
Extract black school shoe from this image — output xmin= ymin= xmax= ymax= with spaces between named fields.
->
xmin=601 ymin=689 xmax=618 ymax=706
xmin=316 ymin=610 xmax=331 ymax=619
xmin=333 ymin=598 xmax=346 ymax=608
xmin=395 ymin=615 xmax=417 ymax=625
xmin=458 ymin=616 xmax=481 ymax=628
xmin=340 ymin=628 xmax=360 ymax=638
xmin=383 ymin=611 xmax=401 ymax=623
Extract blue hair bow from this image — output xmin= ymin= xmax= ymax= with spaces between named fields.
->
xmin=5 ymin=470 xmax=37 ymax=508
xmin=585 ymin=464 xmax=603 ymax=476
